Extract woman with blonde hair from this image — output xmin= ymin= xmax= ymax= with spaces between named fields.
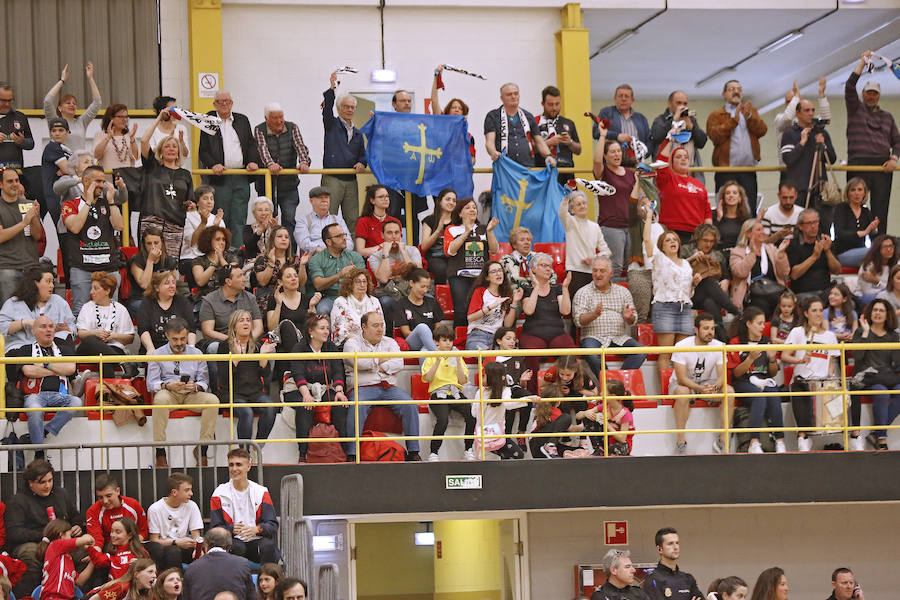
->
xmin=729 ymin=218 xmax=790 ymax=315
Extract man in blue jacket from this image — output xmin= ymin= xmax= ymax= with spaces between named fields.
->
xmin=592 ymin=84 xmax=650 ymax=164
xmin=322 ymin=72 xmax=367 ymax=235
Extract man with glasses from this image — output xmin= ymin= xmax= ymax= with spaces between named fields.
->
xmin=293 ymin=186 xmax=351 ymax=254
xmin=147 ymin=317 xmax=219 ymax=468
xmin=342 ymin=311 xmax=421 ymax=462
xmin=707 ymin=79 xmax=768 ymax=214
xmin=591 ymin=549 xmax=649 ymax=600
xmin=786 ymin=208 xmax=841 ymax=299
xmin=198 ymin=91 xmax=260 ymax=247
xmin=307 ymin=222 xmax=365 ymax=315
xmin=0 ymin=82 xmax=34 ymax=169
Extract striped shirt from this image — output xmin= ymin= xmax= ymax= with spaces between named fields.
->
xmin=845 ymin=72 xmax=900 ymax=160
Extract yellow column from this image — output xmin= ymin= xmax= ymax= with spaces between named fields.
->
xmin=187 ymin=0 xmax=223 ymax=178
xmin=555 ymin=3 xmax=594 ymax=214
xmin=433 ymin=520 xmax=502 ymax=600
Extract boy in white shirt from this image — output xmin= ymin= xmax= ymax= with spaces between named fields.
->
xmin=147 ymin=472 xmax=204 ymax=571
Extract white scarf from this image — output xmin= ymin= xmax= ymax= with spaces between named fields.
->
xmin=499 ymin=107 xmax=533 ymax=157
xmin=746 ymin=244 xmax=769 ymax=284
xmin=26 ymin=341 xmax=67 ymax=393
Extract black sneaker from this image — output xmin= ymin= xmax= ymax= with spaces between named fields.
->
xmin=405 ymin=451 xmax=422 ymax=462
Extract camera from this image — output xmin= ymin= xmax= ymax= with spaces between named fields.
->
xmin=811 ymin=117 xmax=829 ymax=134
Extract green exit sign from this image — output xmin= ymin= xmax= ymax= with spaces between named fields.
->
xmin=446 ymin=475 xmax=482 ymax=490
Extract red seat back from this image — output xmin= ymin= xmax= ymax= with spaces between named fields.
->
xmin=659 ymin=368 xmax=674 ymax=396
xmin=435 ymin=284 xmax=454 ymax=321
xmin=534 ymin=243 xmax=566 ymax=282
xmin=410 ymin=374 xmax=430 ymax=401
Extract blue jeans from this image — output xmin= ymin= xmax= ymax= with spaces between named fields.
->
xmin=232 ymin=393 xmax=277 ymax=441
xmin=465 ymin=329 xmax=494 ymax=350
xmin=346 ymin=385 xmax=420 ymax=453
xmin=581 ymin=337 xmax=646 ymax=373
xmin=600 ymin=227 xmax=629 ymax=276
xmin=734 ymin=380 xmax=785 ymax=440
xmin=316 ymin=295 xmax=336 ymax=315
xmin=25 ymin=391 xmax=82 ymax=443
xmin=406 ymin=323 xmax=436 ymax=364
xmin=836 ymin=246 xmax=869 ymax=269
xmin=70 ymin=268 xmax=120 ymax=319
xmin=869 ymin=383 xmax=900 ymax=438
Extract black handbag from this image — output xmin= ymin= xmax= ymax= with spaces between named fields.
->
xmin=745 ymin=275 xmax=786 ymax=313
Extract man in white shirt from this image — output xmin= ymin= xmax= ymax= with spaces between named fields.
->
xmin=669 ymin=313 xmax=734 ymax=455
xmin=147 ymin=472 xmax=204 ymax=571
xmin=293 ymin=186 xmax=350 ymax=254
xmin=343 ymin=311 xmax=421 ymax=461
xmin=209 ymin=448 xmax=280 ymax=564
xmin=198 ymin=91 xmax=260 ymax=247
xmin=761 ymin=181 xmax=802 ymax=244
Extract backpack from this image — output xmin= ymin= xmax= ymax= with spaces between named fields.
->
xmin=360 ymin=430 xmax=405 ymax=462
xmin=305 ymin=423 xmax=346 ymax=464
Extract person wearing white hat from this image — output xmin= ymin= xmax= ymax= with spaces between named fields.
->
xmin=846 ymin=50 xmax=900 ymax=236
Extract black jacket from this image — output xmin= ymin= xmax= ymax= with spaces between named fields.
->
xmin=183 ymin=549 xmax=256 ymax=600
xmin=198 ymin=111 xmax=260 ymax=185
xmin=592 ymin=582 xmax=650 ymax=600
xmin=780 ymin=124 xmax=837 ymax=192
xmin=649 ymin=109 xmax=708 ymax=158
xmin=642 ymin=563 xmax=703 ymax=600
xmin=5 ymin=485 xmax=83 ymax=549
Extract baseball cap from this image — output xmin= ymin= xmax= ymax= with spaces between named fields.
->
xmin=309 ymin=186 xmax=330 ymax=198
xmin=47 ymin=117 xmax=69 ymax=132
xmin=862 ymin=80 xmax=881 ymax=93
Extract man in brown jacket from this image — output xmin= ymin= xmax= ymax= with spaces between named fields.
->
xmin=706 ymin=79 xmax=767 ymax=214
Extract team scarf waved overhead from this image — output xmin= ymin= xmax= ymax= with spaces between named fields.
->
xmin=166 ymin=106 xmax=222 ymax=136
xmin=360 ymin=111 xmax=474 ymax=198
xmin=490 ymin=154 xmax=566 ymax=244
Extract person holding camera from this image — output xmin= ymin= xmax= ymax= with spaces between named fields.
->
xmin=649 ymin=90 xmax=708 ymax=166
xmin=827 ymin=568 xmax=864 ymax=600
xmin=780 ymin=99 xmax=837 ymax=234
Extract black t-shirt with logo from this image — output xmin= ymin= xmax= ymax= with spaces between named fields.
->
xmin=397 ymin=295 xmax=445 ymax=330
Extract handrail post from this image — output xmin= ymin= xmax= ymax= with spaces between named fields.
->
xmin=265 ymin=172 xmax=273 ymax=200
xmin=478 ymin=351 xmax=485 ymax=460
xmin=98 ymin=358 xmax=105 ymax=443
xmin=228 ymin=351 xmax=235 ymax=442
xmin=722 ymin=345 xmax=730 ymax=454
xmin=601 ymin=348 xmax=608 ymax=457
xmin=121 ymin=200 xmax=130 ymax=246
xmin=840 ymin=344 xmax=849 ymax=451
xmin=353 ymin=355 xmax=360 ymax=462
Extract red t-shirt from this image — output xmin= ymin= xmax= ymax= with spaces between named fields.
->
xmin=88 ymin=580 xmax=130 ymax=600
xmin=88 ymin=544 xmax=141 ymax=580
xmin=41 ymin=538 xmax=78 ymax=600
xmin=85 ymin=496 xmax=149 ymax=547
xmin=656 ymin=161 xmax=710 ymax=233
xmin=354 ymin=214 xmax=401 ymax=249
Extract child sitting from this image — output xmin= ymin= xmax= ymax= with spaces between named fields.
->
xmin=585 ymin=379 xmax=635 ymax=456
xmin=87 ymin=517 xmax=149 ymax=581
xmin=38 ymin=519 xmax=95 ymax=600
xmin=471 ymin=362 xmax=526 ymax=460
xmin=422 ymin=325 xmax=476 ymax=461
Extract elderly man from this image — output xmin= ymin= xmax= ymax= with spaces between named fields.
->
xmin=307 ymin=222 xmax=365 ymax=315
xmin=0 ymin=82 xmax=34 ymax=169
xmin=827 ymin=568 xmax=864 ymax=600
xmin=781 ymin=99 xmax=837 ymax=228
xmin=484 ymin=83 xmax=555 ymax=169
xmin=0 ymin=168 xmax=42 ymax=305
xmin=343 ymin=311 xmax=421 ymax=462
xmin=594 ymin=84 xmax=650 ymax=152
xmin=147 ymin=317 xmax=219 ymax=468
xmin=294 ymin=185 xmax=351 ymax=254
xmin=198 ymin=91 xmax=259 ymax=247
xmin=572 ymin=257 xmax=645 ymax=375
xmin=707 ymin=80 xmax=768 ymax=214
xmin=537 ymin=85 xmax=581 ymax=183
xmin=846 ymin=51 xmax=900 ymax=236
xmin=649 ymin=90 xmax=707 ymax=165
xmin=786 ymin=208 xmax=841 ymax=298
xmin=254 ymin=103 xmax=310 ymax=245
xmin=591 ymin=549 xmax=649 ymax=600
xmin=368 ymin=219 xmax=423 ymax=332
xmin=183 ymin=528 xmax=255 ymax=600
xmin=7 ymin=316 xmax=82 ymax=449
xmin=322 ymin=73 xmax=367 ymax=235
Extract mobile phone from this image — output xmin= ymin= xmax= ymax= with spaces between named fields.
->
xmin=180 ymin=374 xmax=190 ymax=383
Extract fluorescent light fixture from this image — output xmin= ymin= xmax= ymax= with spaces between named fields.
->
xmin=313 ymin=534 xmax=343 ymax=552
xmin=598 ymin=29 xmax=638 ymax=54
xmin=371 ymin=69 xmax=397 ymax=83
xmin=414 ymin=532 xmax=435 ymax=546
xmin=760 ymin=30 xmax=804 ymax=54
xmin=695 ymin=66 xmax=737 ymax=88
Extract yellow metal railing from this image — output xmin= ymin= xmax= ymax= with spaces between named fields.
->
xmin=2 ymin=342 xmax=899 ymax=462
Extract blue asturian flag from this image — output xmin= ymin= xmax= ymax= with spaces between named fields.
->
xmin=360 ymin=112 xmax=474 ymax=198
xmin=490 ymin=154 xmax=566 ymax=243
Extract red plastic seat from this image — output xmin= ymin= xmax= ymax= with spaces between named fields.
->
xmin=762 ymin=321 xmax=771 ymax=338
xmin=84 ymin=378 xmax=142 ymax=421
xmin=435 ymin=284 xmax=454 ymax=321
xmin=635 ymin=324 xmax=659 ymax=360
xmin=533 ymin=242 xmax=566 ymax=282
xmin=410 ymin=374 xmax=430 ymax=401
xmin=602 ymin=369 xmax=657 ymax=409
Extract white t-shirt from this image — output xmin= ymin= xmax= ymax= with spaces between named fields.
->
xmin=785 ymin=326 xmax=839 ymax=381
xmin=670 ymin=336 xmax=725 ymax=389
xmin=229 ymin=487 xmax=258 ymax=541
xmin=467 ymin=287 xmax=507 ymax=335
xmin=147 ymin=498 xmax=203 ymax=540
xmin=629 ymin=222 xmax=663 ymax=273
xmin=75 ymin=301 xmax=135 ymax=351
xmin=761 ymin=204 xmax=801 ymax=237
xmin=181 ymin=211 xmax=223 ymax=260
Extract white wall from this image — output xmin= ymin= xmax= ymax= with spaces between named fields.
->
xmin=528 ymin=504 xmax=900 ymax=600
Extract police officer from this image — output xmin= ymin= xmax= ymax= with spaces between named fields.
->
xmin=642 ymin=528 xmax=703 ymax=600
xmin=591 ymin=549 xmax=650 ymax=600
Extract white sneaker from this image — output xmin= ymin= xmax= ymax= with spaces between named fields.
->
xmin=463 ymin=449 xmax=475 ymax=461
xmin=428 ymin=452 xmax=440 ymax=462
xmin=713 ymin=438 xmax=726 ymax=454
xmin=797 ymin=436 xmax=813 ymax=452
xmin=748 ymin=440 xmax=764 ymax=454
xmin=775 ymin=439 xmax=787 ymax=454
xmin=675 ymin=441 xmax=688 ymax=455
xmin=849 ymin=436 xmax=865 ymax=452
xmin=540 ymin=443 xmax=559 ymax=458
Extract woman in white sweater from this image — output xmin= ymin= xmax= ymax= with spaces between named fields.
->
xmin=558 ymin=190 xmax=611 ymax=292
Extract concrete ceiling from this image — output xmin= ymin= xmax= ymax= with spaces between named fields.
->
xmin=585 ymin=5 xmax=900 ymax=106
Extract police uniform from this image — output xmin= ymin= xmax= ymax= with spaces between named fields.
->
xmin=591 ymin=581 xmax=651 ymax=600
xmin=642 ymin=563 xmax=703 ymax=600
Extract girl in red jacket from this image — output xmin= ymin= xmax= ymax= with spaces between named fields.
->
xmin=88 ymin=518 xmax=149 ymax=581
xmin=37 ymin=520 xmax=95 ymax=600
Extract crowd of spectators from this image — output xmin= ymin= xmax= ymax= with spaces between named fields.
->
xmin=0 ymin=49 xmax=898 ymax=466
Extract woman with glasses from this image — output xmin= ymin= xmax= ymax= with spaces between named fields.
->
xmin=244 ymin=197 xmax=278 ymax=261
xmin=94 ymin=103 xmax=137 ymax=170
xmin=0 ymin=263 xmax=75 ymax=353
xmin=519 ymin=252 xmax=574 ymax=394
xmin=216 ymin=310 xmax=278 ymax=445
xmin=444 ymin=197 xmax=500 ymax=328
xmin=330 ymin=267 xmax=382 ymax=348
xmin=465 ymin=261 xmax=520 ymax=350
xmin=285 ymin=313 xmax=348 ymax=462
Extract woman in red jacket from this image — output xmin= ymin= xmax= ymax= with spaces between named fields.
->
xmin=657 ymin=140 xmax=711 ymax=244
